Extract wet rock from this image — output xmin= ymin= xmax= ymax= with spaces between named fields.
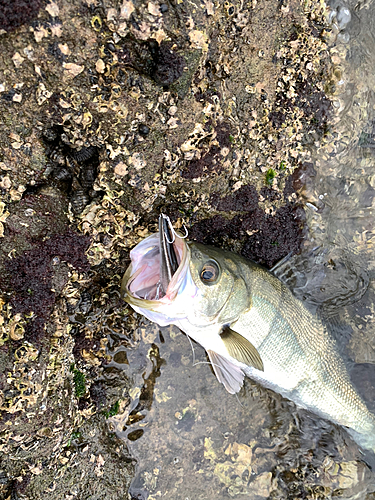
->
xmin=250 ymin=472 xmax=275 ymax=498
xmin=0 ymin=0 xmax=340 ymax=497
xmin=0 ymin=0 xmax=42 ymax=32
xmin=338 ymin=461 xmax=361 ymax=489
xmin=151 ymin=41 xmax=185 ymax=86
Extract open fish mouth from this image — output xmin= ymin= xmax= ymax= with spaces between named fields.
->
xmin=122 ymin=215 xmax=190 ymax=304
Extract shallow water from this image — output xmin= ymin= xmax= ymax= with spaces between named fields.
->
xmin=114 ymin=1 xmax=375 ymax=498
xmin=109 ymin=320 xmax=375 ymax=499
xmin=303 ymin=0 xmax=375 ymax=370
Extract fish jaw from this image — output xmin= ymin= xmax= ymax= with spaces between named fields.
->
xmin=158 ymin=213 xmax=180 ymax=293
xmin=121 ymin=232 xmax=199 ymax=326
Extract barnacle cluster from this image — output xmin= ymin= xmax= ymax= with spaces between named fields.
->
xmin=0 ymin=0 xmax=349 ymax=497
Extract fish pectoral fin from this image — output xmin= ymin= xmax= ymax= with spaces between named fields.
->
xmin=207 ymin=349 xmax=245 ymax=394
xmin=220 ymin=326 xmax=264 ymax=372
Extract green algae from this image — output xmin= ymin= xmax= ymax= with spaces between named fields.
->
xmin=71 ymin=366 xmax=87 ymax=399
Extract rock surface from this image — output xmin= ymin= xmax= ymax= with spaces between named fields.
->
xmin=0 ymin=0 xmax=346 ymax=498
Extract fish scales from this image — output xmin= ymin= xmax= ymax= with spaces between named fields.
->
xmin=233 ymin=268 xmax=375 ymax=439
xmin=122 ymin=227 xmax=375 ymax=452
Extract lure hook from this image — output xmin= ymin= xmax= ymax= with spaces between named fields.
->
xmin=160 ymin=213 xmax=188 ymax=243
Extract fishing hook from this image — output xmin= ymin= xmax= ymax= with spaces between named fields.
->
xmin=161 ymin=213 xmax=188 ymax=243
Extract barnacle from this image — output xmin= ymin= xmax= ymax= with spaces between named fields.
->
xmin=0 ymin=0 xmax=337 ymax=496
xmin=91 ymin=15 xmax=102 ymax=32
xmin=224 ymin=2 xmax=235 ymax=16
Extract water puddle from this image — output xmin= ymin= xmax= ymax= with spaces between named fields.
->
xmin=111 ymin=0 xmax=375 ymax=497
xmin=107 ymin=319 xmax=374 ymax=499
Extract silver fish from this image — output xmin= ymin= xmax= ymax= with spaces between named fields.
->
xmin=122 ymin=215 xmax=375 ymax=451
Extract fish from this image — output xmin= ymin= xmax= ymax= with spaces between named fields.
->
xmin=121 ymin=214 xmax=375 ymax=452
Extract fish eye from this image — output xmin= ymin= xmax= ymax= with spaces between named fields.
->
xmin=200 ymin=261 xmax=220 ymax=284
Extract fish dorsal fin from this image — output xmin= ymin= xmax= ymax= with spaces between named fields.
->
xmin=220 ymin=326 xmax=264 ymax=372
xmin=207 ymin=349 xmax=245 ymax=394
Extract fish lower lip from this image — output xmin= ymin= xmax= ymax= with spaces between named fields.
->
xmin=159 ymin=214 xmax=179 ymax=292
